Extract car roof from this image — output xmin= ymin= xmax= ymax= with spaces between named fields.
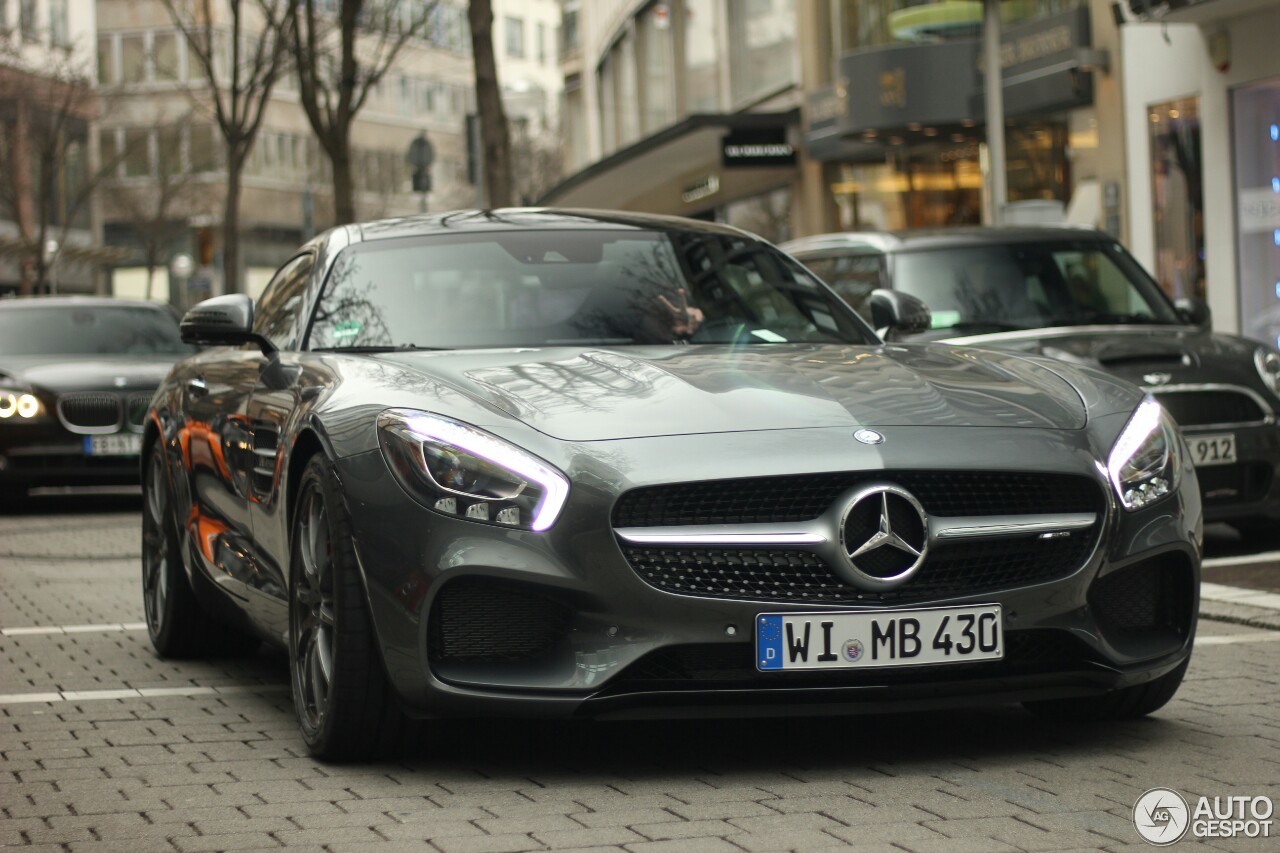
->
xmin=347 ymin=207 xmax=754 ymax=244
xmin=781 ymin=226 xmax=1109 ymax=256
xmin=0 ymin=296 xmax=172 ymax=311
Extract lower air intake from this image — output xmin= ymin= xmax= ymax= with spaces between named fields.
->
xmin=428 ymin=576 xmax=571 ymax=665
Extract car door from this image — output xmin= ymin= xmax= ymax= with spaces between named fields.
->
xmin=241 ymin=253 xmax=320 ymax=638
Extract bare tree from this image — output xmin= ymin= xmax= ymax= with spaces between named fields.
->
xmin=281 ymin=0 xmax=434 ymax=225
xmin=163 ymin=0 xmax=295 ymax=293
xmin=0 ymin=43 xmax=121 ymax=294
xmin=468 ymin=0 xmax=512 ymax=208
xmin=510 ymin=118 xmax=561 ymax=206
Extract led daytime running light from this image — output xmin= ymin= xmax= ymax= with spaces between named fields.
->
xmin=1107 ymin=396 xmax=1175 ymax=511
xmin=394 ymin=412 xmax=569 ymax=532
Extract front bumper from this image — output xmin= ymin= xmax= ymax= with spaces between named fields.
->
xmin=335 ymin=426 xmax=1201 ymax=720
xmin=0 ymin=423 xmax=143 ymax=491
xmin=1184 ymin=422 xmax=1280 ymax=525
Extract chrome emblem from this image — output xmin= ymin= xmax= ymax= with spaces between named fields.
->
xmin=836 ymin=484 xmax=929 ymax=590
xmin=1143 ymin=372 xmax=1172 ymax=386
xmin=853 ymin=428 xmax=884 ymax=445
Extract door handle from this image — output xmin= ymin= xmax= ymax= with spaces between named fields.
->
xmin=187 ymin=376 xmax=208 ymax=397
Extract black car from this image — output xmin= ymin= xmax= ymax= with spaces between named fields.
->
xmin=0 ymin=297 xmax=192 ymax=500
xmin=144 ymin=210 xmax=1199 ymax=759
xmin=783 ymin=227 xmax=1280 ymax=538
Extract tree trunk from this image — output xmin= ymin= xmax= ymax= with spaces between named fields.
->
xmin=223 ymin=154 xmax=243 ymax=294
xmin=332 ymin=147 xmax=356 ymax=225
xmin=468 ymin=0 xmax=513 ymax=208
xmin=13 ymin=100 xmax=37 ymax=296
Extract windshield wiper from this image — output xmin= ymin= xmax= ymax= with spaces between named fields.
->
xmin=309 ymin=344 xmax=447 ymax=353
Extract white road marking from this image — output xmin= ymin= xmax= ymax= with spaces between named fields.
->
xmin=1203 ymin=551 xmax=1280 ymax=568
xmin=1197 ymin=632 xmax=1280 ymax=646
xmin=1 ymin=622 xmax=147 ymax=637
xmin=0 ymin=684 xmax=289 ymax=706
xmin=1200 ymin=582 xmax=1280 ymax=612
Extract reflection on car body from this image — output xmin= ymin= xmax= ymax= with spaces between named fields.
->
xmin=142 ymin=210 xmax=1200 ymax=760
xmin=783 ymin=227 xmax=1280 ymax=539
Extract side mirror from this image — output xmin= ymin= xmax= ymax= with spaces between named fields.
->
xmin=868 ymin=288 xmax=931 ymax=338
xmin=180 ymin=294 xmax=276 ymax=355
xmin=1175 ymin=297 xmax=1211 ymax=330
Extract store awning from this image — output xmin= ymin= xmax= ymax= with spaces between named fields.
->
xmin=538 ymin=110 xmax=801 ymax=214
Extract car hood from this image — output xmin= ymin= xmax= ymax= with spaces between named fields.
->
xmin=372 ymin=343 xmax=1087 ymax=441
xmin=0 ymin=354 xmax=179 ymax=393
xmin=940 ymin=325 xmax=1264 ymax=389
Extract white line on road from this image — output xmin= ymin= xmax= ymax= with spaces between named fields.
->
xmin=1200 ymin=582 xmax=1280 ymax=612
xmin=1197 ymin=632 xmax=1280 ymax=646
xmin=0 ymin=684 xmax=289 ymax=706
xmin=1 ymin=622 xmax=148 ymax=637
xmin=1203 ymin=550 xmax=1280 ymax=568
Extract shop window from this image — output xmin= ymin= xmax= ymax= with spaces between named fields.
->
xmin=1232 ymin=79 xmax=1280 ymax=349
xmin=1149 ymin=97 xmax=1204 ymax=302
xmin=727 ymin=0 xmax=796 ymax=106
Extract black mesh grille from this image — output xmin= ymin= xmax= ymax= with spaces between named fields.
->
xmin=126 ymin=393 xmax=152 ymax=428
xmin=624 ymin=532 xmax=1097 ymax=606
xmin=428 ymin=577 xmax=571 ymax=664
xmin=57 ymin=393 xmax=121 ymax=429
xmin=614 ymin=471 xmax=1101 ymax=528
xmin=599 ymin=630 xmax=1096 ymax=694
xmin=1090 ymin=555 xmax=1194 ymax=640
xmin=1195 ymin=463 xmax=1273 ymax=504
xmin=1154 ymin=390 xmax=1267 ymax=426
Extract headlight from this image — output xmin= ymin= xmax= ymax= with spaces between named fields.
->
xmin=1256 ymin=347 xmax=1280 ymax=399
xmin=1107 ymin=396 xmax=1181 ymax=511
xmin=377 ymin=409 xmax=569 ymax=532
xmin=0 ymin=388 xmax=46 ymax=420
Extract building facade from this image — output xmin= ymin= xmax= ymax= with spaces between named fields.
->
xmin=492 ymin=0 xmax=563 ymax=204
xmin=0 ymin=0 xmax=104 ymax=295
xmin=95 ymin=0 xmax=475 ymax=304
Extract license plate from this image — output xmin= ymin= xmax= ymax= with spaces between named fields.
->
xmin=756 ymin=605 xmax=1002 ymax=671
xmin=1187 ymin=432 xmax=1236 ymax=467
xmin=83 ymin=434 xmax=143 ymax=456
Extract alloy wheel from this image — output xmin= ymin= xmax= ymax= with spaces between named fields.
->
xmin=291 ymin=485 xmax=337 ymax=733
xmin=141 ymin=452 xmax=170 ymax=635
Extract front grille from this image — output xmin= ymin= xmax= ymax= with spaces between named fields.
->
xmin=614 ymin=471 xmax=1101 ymax=528
xmin=1195 ymin=462 xmax=1273 ymax=504
xmin=624 ymin=532 xmax=1097 ymax=606
xmin=1154 ymin=390 xmax=1268 ymax=426
xmin=1089 ymin=554 xmax=1194 ymax=649
xmin=125 ymin=394 xmax=152 ymax=429
xmin=598 ymin=630 xmax=1097 ymax=694
xmin=57 ymin=393 xmax=121 ymax=431
xmin=428 ymin=576 xmax=571 ymax=665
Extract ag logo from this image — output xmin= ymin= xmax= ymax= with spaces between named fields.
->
xmin=1133 ymin=787 xmax=1190 ymax=845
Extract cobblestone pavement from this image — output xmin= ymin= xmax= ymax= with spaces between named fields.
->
xmin=2 ymin=502 xmax=1278 ymax=852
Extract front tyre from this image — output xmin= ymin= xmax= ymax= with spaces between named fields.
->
xmin=1023 ymin=658 xmax=1190 ymax=721
xmin=289 ymin=454 xmax=416 ymax=760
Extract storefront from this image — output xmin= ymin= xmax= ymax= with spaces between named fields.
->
xmin=805 ymin=4 xmax=1103 ymax=232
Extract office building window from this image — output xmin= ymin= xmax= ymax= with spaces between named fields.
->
xmin=537 ymin=22 xmax=546 ymax=64
xmin=684 ymin=0 xmax=720 ymax=112
xmin=19 ymin=0 xmax=36 ymax=41
xmin=123 ymin=129 xmax=151 ymax=178
xmin=727 ymin=0 xmax=796 ymax=106
xmin=638 ymin=2 xmax=676 ymax=134
xmin=97 ymin=36 xmax=116 ymax=84
xmin=50 ymin=0 xmax=70 ymax=48
xmin=506 ymin=16 xmax=525 ymax=58
xmin=153 ymin=32 xmax=181 ymax=81
xmin=190 ymin=125 xmax=218 ymax=173
xmin=121 ymin=35 xmax=148 ymax=84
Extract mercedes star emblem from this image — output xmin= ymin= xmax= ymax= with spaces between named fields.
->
xmin=1143 ymin=372 xmax=1172 ymax=386
xmin=853 ymin=428 xmax=884 ymax=445
xmin=836 ymin=484 xmax=929 ymax=590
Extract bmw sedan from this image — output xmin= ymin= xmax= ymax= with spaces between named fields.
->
xmin=144 ymin=210 xmax=1201 ymax=759
xmin=783 ymin=228 xmax=1280 ymax=539
xmin=0 ymin=297 xmax=191 ymax=501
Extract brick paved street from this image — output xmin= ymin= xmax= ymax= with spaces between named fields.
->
xmin=2 ymin=500 xmax=1278 ymax=851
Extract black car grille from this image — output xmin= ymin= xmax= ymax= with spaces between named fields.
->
xmin=428 ymin=576 xmax=572 ymax=665
xmin=623 ymin=532 xmax=1097 ymax=606
xmin=125 ymin=393 xmax=152 ymax=429
xmin=1196 ymin=462 xmax=1273 ymax=504
xmin=614 ymin=471 xmax=1101 ymax=528
xmin=597 ymin=630 xmax=1097 ymax=695
xmin=1153 ymin=390 xmax=1268 ymax=426
xmin=57 ymin=393 xmax=122 ymax=430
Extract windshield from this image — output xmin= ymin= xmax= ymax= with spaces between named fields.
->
xmin=307 ymin=229 xmax=877 ymax=350
xmin=0 ymin=305 xmax=192 ymax=356
xmin=892 ymin=241 xmax=1182 ymax=334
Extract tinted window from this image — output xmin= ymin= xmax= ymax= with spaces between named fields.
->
xmin=893 ymin=242 xmax=1181 ymax=334
xmin=800 ymin=254 xmax=882 ymax=322
xmin=308 ymin=230 xmax=876 ymax=350
xmin=254 ymin=254 xmax=314 ymax=349
xmin=0 ymin=305 xmax=191 ymax=356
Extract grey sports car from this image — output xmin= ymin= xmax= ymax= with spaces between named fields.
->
xmin=144 ymin=210 xmax=1201 ymax=759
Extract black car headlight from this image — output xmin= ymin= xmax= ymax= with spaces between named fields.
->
xmin=1107 ymin=396 xmax=1182 ymax=511
xmin=1255 ymin=347 xmax=1280 ymax=399
xmin=0 ymin=385 xmax=47 ymax=421
xmin=377 ymin=409 xmax=569 ymax=531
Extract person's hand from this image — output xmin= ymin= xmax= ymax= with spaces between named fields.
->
xmin=655 ymin=288 xmax=704 ymax=339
